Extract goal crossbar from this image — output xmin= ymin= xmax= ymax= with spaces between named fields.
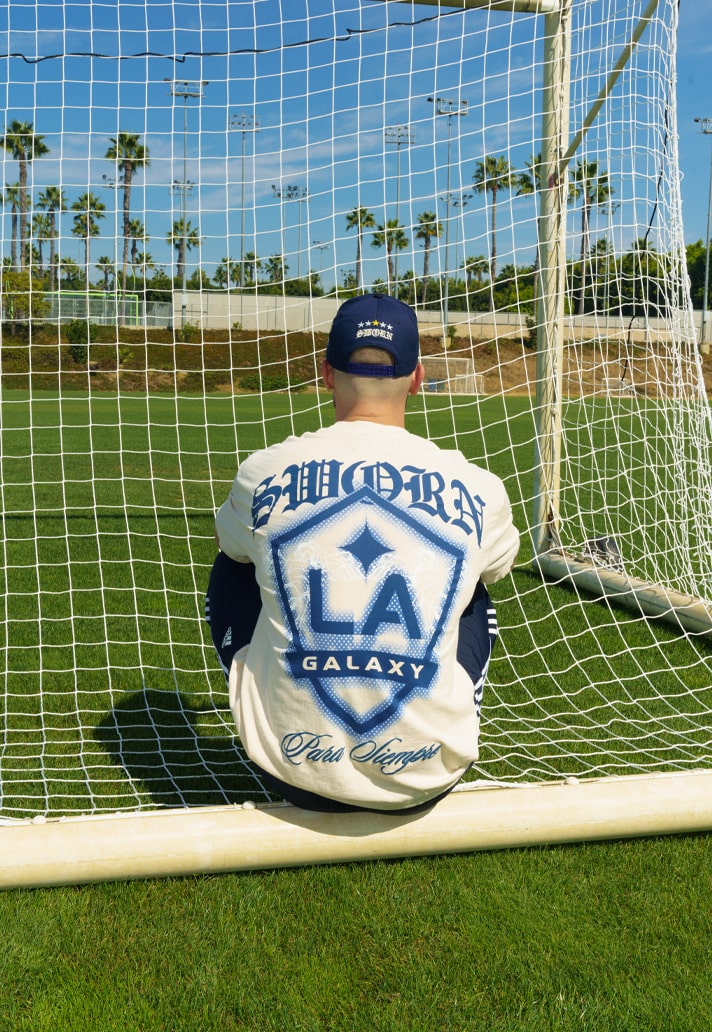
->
xmin=389 ymin=0 xmax=561 ymax=14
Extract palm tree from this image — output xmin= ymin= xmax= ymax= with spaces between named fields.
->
xmin=32 ymin=212 xmax=53 ymax=277
xmin=167 ymin=219 xmax=200 ymax=284
xmin=515 ymin=152 xmax=546 ymax=309
xmin=570 ymin=159 xmax=613 ymax=315
xmin=95 ymin=256 xmax=115 ymax=292
xmin=590 ymin=236 xmax=614 ymax=313
xmin=71 ymin=192 xmax=106 ymax=285
xmin=0 ymin=120 xmax=49 ymax=269
xmin=2 ymin=183 xmax=21 ymax=271
xmin=130 ymin=250 xmax=155 ymax=291
xmin=371 ymin=218 xmax=408 ymax=291
xmin=215 ymin=257 xmax=238 ymax=290
xmin=462 ymin=254 xmax=489 ymax=289
xmin=36 ymin=186 xmax=66 ymax=292
xmin=242 ymin=251 xmax=261 ymax=286
xmin=345 ymin=206 xmax=376 ymax=293
xmin=263 ymin=254 xmax=286 ymax=285
xmin=472 ymin=154 xmax=515 ymax=298
xmin=58 ymin=256 xmax=83 ymax=290
xmin=127 ymin=218 xmax=147 ymax=270
xmin=105 ymin=132 xmax=151 ymax=294
xmin=414 ymin=211 xmax=442 ymax=304
xmin=514 ymin=152 xmax=546 ymax=199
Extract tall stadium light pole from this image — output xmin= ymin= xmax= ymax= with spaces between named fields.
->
xmin=166 ymin=79 xmax=208 ymax=329
xmin=171 ymin=175 xmax=194 ymax=288
xmin=450 ymin=190 xmax=473 ymax=281
xmin=312 ymin=240 xmax=332 ymax=293
xmin=229 ymin=112 xmax=260 ymax=289
xmin=272 ymin=184 xmax=309 ymax=280
xmin=295 ymin=187 xmax=309 ymax=281
xmin=384 ymin=125 xmax=415 ymax=294
xmin=694 ymin=117 xmax=712 ymax=355
xmin=428 ymin=97 xmax=468 ymax=337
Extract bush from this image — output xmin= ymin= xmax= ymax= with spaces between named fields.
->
xmin=240 ymin=371 xmax=290 ymax=392
xmin=1 ymin=270 xmax=51 ymax=333
xmin=65 ymin=320 xmax=106 ymax=365
xmin=64 ymin=320 xmax=104 ymax=363
xmin=67 ymin=343 xmax=88 ymax=365
xmin=65 ymin=319 xmax=90 ymax=345
xmin=175 ymin=322 xmax=200 ymax=344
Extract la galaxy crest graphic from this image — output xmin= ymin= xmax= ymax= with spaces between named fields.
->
xmin=269 ymin=484 xmax=465 ymax=737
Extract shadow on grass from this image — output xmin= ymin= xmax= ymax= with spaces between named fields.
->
xmin=95 ymin=689 xmax=433 ymax=845
xmin=95 ymin=687 xmax=271 ymax=809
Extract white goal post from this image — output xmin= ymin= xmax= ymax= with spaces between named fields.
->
xmin=528 ymin=0 xmax=712 ymax=641
xmin=421 ymin=355 xmax=482 ymax=393
xmin=2 ymin=0 xmax=712 ymax=888
xmin=4 ymin=772 xmax=712 ymax=889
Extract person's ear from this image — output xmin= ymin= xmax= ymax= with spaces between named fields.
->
xmin=321 ymin=359 xmax=335 ymax=391
xmin=408 ymin=361 xmax=425 ymax=396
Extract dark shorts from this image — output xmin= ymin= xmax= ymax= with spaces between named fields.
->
xmin=205 ymin=551 xmax=497 ymax=813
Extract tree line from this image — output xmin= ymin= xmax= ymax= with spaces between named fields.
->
xmin=1 ymin=118 xmax=708 ymax=322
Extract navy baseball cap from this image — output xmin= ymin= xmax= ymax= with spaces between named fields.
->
xmin=326 ymin=293 xmax=420 ymax=378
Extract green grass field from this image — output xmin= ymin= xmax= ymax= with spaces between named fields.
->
xmin=2 ymin=387 xmax=712 ymax=1029
xmin=2 ymin=388 xmax=710 ymax=816
xmin=1 ymin=832 xmax=711 ymax=1030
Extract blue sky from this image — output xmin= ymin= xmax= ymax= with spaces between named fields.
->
xmin=675 ymin=1 xmax=712 ymax=246
xmin=0 ymin=0 xmax=707 ymax=288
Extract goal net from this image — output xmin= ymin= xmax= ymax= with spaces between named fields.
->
xmin=2 ymin=0 xmax=711 ymax=881
xmin=421 ymin=356 xmax=482 ymax=393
